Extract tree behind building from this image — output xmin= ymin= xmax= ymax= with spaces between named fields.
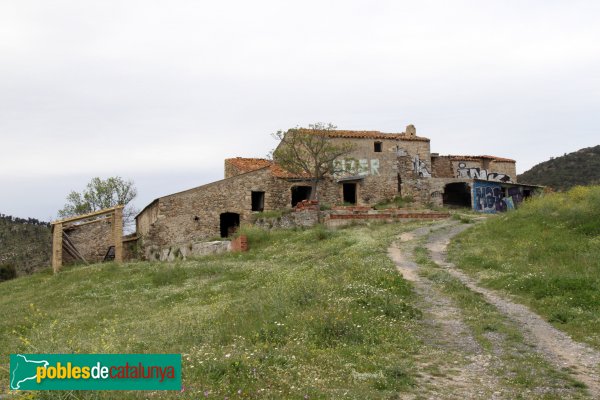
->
xmin=272 ymin=123 xmax=355 ymax=201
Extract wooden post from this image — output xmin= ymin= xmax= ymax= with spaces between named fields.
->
xmin=52 ymin=223 xmax=63 ymax=273
xmin=113 ymin=207 xmax=123 ymax=263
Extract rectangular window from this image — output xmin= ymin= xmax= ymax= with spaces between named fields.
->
xmin=251 ymin=191 xmax=265 ymax=212
xmin=374 ymin=141 xmax=382 ymax=152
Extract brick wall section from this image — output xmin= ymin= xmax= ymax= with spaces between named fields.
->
xmin=231 ymin=235 xmax=248 ymax=252
xmin=63 ymin=220 xmax=112 ymax=264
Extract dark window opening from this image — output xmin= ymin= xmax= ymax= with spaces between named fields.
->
xmin=442 ymin=182 xmax=471 ymax=208
xmin=251 ymin=191 xmax=265 ymax=212
xmin=523 ymin=189 xmax=532 ymax=198
xmin=220 ymin=212 xmax=240 ymax=238
xmin=374 ymin=141 xmax=382 ymax=152
xmin=343 ymin=183 xmax=357 ymax=205
xmin=291 ymin=186 xmax=312 ymax=207
xmin=397 ymin=173 xmax=402 ymax=195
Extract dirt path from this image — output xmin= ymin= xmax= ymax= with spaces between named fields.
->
xmin=389 ymin=220 xmax=600 ymax=399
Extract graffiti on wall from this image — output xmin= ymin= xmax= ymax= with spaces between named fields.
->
xmin=473 ymin=182 xmax=524 ymax=213
xmin=413 ymin=155 xmax=431 ymax=178
xmin=334 ymin=159 xmax=380 ymax=176
xmin=457 ymin=162 xmax=512 ymax=183
xmin=473 ymin=182 xmax=505 ymax=213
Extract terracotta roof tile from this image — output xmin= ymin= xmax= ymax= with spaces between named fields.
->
xmin=269 ymin=164 xmax=309 ymax=179
xmin=225 ymin=157 xmax=272 ymax=174
xmin=297 ymin=128 xmax=430 ymax=142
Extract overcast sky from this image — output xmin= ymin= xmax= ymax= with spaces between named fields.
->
xmin=1 ymin=0 xmax=599 ymax=220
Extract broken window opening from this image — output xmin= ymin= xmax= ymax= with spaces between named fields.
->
xmin=220 ymin=212 xmax=240 ymax=238
xmin=374 ymin=141 xmax=382 ymax=152
xmin=251 ymin=191 xmax=265 ymax=212
xmin=291 ymin=186 xmax=312 ymax=207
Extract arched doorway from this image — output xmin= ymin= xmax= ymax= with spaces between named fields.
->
xmin=220 ymin=212 xmax=240 ymax=238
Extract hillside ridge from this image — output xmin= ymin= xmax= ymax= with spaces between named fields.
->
xmin=518 ymin=145 xmax=600 ymax=190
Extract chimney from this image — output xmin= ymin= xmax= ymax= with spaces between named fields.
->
xmin=405 ymin=124 xmax=416 ymax=137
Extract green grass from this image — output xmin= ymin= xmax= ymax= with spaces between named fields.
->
xmin=0 ymin=222 xmax=426 ymax=399
xmin=448 ymin=186 xmax=600 ymax=350
xmin=414 ymin=244 xmax=587 ymax=396
xmin=373 ymin=195 xmax=415 ymax=210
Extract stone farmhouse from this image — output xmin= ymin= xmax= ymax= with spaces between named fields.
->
xmin=134 ymin=124 xmax=538 ymax=257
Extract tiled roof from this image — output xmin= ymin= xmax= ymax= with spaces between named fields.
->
xmin=269 ymin=164 xmax=309 ymax=179
xmin=448 ymin=155 xmax=516 ymax=163
xmin=296 ymin=128 xmax=430 ymax=142
xmin=225 ymin=157 xmax=308 ymax=179
xmin=225 ymin=157 xmax=272 ymax=173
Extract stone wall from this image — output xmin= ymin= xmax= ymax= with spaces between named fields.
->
xmin=431 ymin=155 xmax=454 ymax=178
xmin=136 ymin=200 xmax=158 ymax=238
xmin=253 ymin=209 xmax=320 ymax=230
xmin=63 ymin=220 xmax=113 ymax=264
xmin=145 ymin=240 xmax=231 ymax=262
xmin=452 ymin=159 xmax=516 ymax=183
xmin=136 ymin=167 xmax=306 ymax=254
xmin=320 ymin=136 xmax=432 ymax=205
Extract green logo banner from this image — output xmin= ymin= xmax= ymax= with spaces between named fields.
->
xmin=10 ymin=354 xmax=181 ymax=390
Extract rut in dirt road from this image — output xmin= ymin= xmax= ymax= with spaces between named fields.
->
xmin=424 ymin=222 xmax=600 ymax=397
xmin=388 ymin=220 xmax=600 ymax=399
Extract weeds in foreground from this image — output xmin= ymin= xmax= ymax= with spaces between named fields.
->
xmin=1 ymin=222 xmax=425 ymax=399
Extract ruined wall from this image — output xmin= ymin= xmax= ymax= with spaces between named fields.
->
xmin=138 ymin=168 xmax=285 ymax=251
xmin=431 ymin=155 xmax=454 ymax=178
xmin=453 ymin=159 xmax=516 ymax=183
xmin=136 ymin=200 xmax=158 ymax=238
xmin=224 ymin=160 xmax=242 ymax=179
xmin=325 ymin=136 xmax=432 ymax=205
xmin=472 ymin=182 xmax=527 ymax=213
xmin=327 ymin=137 xmax=400 ymax=204
xmin=489 ymin=161 xmax=517 ymax=182
xmin=63 ymin=220 xmax=113 ymax=264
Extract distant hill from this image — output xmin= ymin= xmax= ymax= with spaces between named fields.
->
xmin=0 ymin=214 xmax=51 ymax=275
xmin=518 ymin=145 xmax=600 ymax=190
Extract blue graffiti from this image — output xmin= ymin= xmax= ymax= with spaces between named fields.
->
xmin=473 ymin=183 xmax=524 ymax=213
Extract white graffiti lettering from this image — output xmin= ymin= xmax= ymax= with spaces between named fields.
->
xmin=412 ymin=155 xmax=431 ymax=178
xmin=457 ymin=162 xmax=511 ymax=183
xmin=334 ymin=159 xmax=381 ymax=177
xmin=370 ymin=159 xmax=380 ymax=176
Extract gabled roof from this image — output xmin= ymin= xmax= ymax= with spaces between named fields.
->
xmin=296 ymin=128 xmax=430 ymax=142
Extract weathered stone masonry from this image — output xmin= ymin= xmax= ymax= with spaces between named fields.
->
xmin=135 ymin=124 xmax=539 ymax=257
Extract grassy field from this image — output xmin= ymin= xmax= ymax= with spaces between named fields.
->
xmin=448 ymin=186 xmax=600 ymax=349
xmin=1 ymin=222 xmax=429 ymax=399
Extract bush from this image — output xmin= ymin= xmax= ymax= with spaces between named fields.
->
xmin=0 ymin=264 xmax=17 ymax=282
xmin=374 ymin=195 xmax=415 ymax=210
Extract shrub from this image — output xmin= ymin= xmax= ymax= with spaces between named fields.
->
xmin=374 ymin=195 xmax=415 ymax=210
xmin=0 ymin=264 xmax=17 ymax=282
